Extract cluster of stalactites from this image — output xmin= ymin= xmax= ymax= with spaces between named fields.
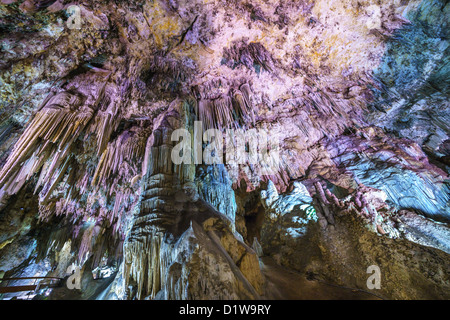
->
xmin=89 ymin=96 xmax=122 ymax=158
xmin=0 ymin=81 xmax=147 ymax=237
xmin=87 ymin=126 xmax=148 ymax=230
xmin=194 ymin=83 xmax=255 ymax=131
xmin=313 ymin=181 xmax=392 ymax=235
xmin=123 ymin=229 xmax=167 ymax=300
xmin=0 ymin=91 xmax=93 ymax=203
xmin=123 ymin=107 xmax=198 ymax=300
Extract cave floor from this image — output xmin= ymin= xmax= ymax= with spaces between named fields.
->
xmin=260 ymin=257 xmax=381 ymax=300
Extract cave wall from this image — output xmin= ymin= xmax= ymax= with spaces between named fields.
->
xmin=0 ymin=0 xmax=448 ymax=300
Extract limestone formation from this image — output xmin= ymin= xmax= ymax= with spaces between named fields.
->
xmin=0 ymin=0 xmax=448 ymax=300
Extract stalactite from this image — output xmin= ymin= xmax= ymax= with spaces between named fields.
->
xmin=223 ymin=41 xmax=275 ymax=73
xmin=0 ymin=92 xmax=94 ymax=200
xmin=123 ymin=110 xmax=181 ymax=299
xmin=195 ymin=84 xmax=255 ymax=131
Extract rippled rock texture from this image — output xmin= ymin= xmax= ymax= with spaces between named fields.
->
xmin=0 ymin=0 xmax=449 ymax=300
